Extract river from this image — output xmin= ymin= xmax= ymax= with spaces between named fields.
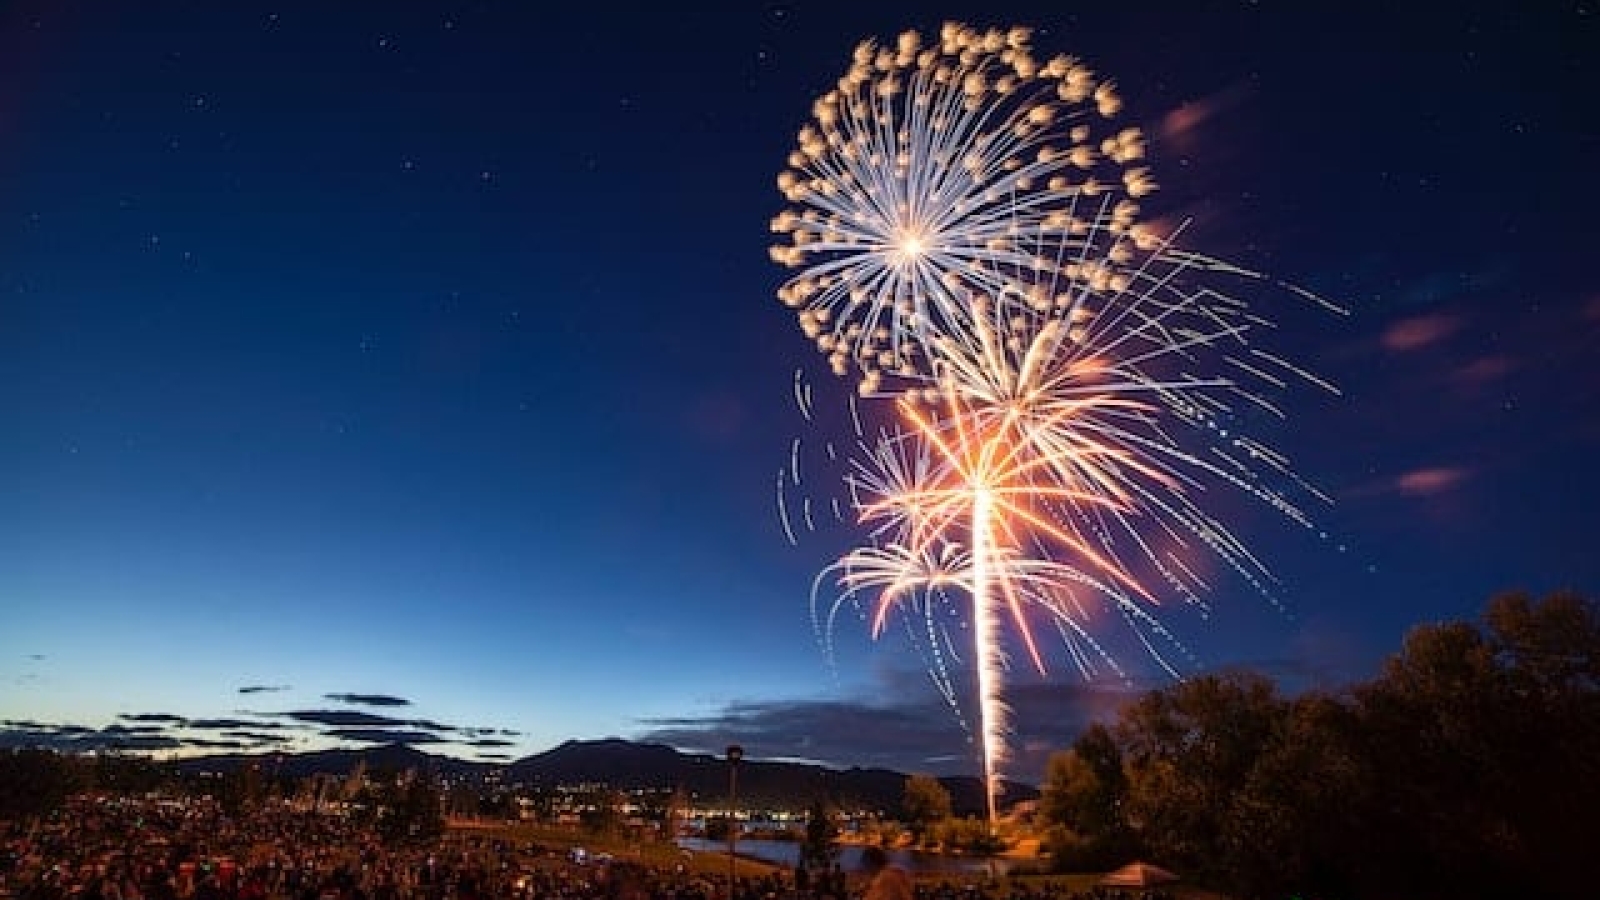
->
xmin=674 ymin=838 xmax=1021 ymax=876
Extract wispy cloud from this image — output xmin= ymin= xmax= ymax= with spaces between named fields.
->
xmin=1396 ymin=466 xmax=1469 ymax=496
xmin=1455 ymin=355 xmax=1515 ymax=386
xmin=2 ymin=719 xmax=50 ymax=730
xmin=0 ymin=722 xmax=183 ymax=753
xmin=639 ymin=697 xmax=961 ymax=771
xmin=221 ymin=730 xmax=295 ymax=745
xmin=1382 ymin=314 xmax=1462 ymax=353
xmin=189 ymin=717 xmax=280 ymax=730
xmin=635 ymin=676 xmax=1135 ymax=779
xmin=185 ymin=737 xmax=249 ymax=750
xmin=325 ymin=728 xmax=448 ymax=745
xmin=1159 ymin=85 xmax=1247 ymax=145
xmin=462 ymin=726 xmax=514 ymax=738
xmin=280 ymin=710 xmax=409 ymax=728
xmin=238 ymin=684 xmax=291 ymax=694
xmin=5 ymin=688 xmax=519 ymax=761
xmin=324 ymin=693 xmax=411 ymax=708
xmin=119 ymin=713 xmax=188 ymax=724
xmin=104 ymin=722 xmax=170 ymax=735
xmin=272 ymin=710 xmax=458 ymax=741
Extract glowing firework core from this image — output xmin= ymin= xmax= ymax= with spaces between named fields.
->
xmin=893 ymin=229 xmax=927 ymax=264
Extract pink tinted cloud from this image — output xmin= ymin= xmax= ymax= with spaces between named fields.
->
xmin=1162 ymin=103 xmax=1210 ymax=140
xmin=1382 ymin=314 xmax=1462 ymax=353
xmin=1158 ymin=85 xmax=1247 ymax=146
xmin=1396 ymin=466 xmax=1469 ymax=496
xmin=1455 ymin=354 xmax=1515 ymax=386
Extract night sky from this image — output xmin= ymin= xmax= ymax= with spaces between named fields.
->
xmin=3 ymin=1 xmax=1595 ymax=779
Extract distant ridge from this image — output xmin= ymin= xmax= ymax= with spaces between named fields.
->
xmin=169 ymin=737 xmax=1038 ymax=817
xmin=168 ymin=742 xmax=481 ymax=780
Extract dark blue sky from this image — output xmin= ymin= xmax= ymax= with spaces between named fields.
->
xmin=2 ymin=1 xmax=1595 ymax=779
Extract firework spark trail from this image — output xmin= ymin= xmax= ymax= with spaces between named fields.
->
xmin=969 ymin=485 xmax=1003 ymax=825
xmin=772 ymin=23 xmax=1339 ymax=825
xmin=776 ymin=471 xmax=798 ymax=547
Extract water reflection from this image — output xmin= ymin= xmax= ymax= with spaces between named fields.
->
xmin=675 ymin=838 xmax=1018 ymax=876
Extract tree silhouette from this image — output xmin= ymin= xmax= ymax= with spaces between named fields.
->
xmin=0 ymin=748 xmax=85 ymax=819
xmin=800 ymin=797 xmax=840 ymax=872
xmin=901 ymin=774 xmax=952 ymax=846
xmin=1032 ymin=591 xmax=1598 ymax=900
xmin=1038 ymin=723 xmax=1133 ymax=868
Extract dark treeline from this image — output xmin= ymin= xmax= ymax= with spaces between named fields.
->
xmin=1035 ymin=590 xmax=1598 ymax=900
xmin=0 ymin=750 xmax=167 ymax=820
xmin=0 ymin=751 xmax=443 ymax=847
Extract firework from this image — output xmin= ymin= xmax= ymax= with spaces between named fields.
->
xmin=769 ymin=22 xmax=1153 ymax=397
xmin=773 ymin=23 xmax=1339 ymax=827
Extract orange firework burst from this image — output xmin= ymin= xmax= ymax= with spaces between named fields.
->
xmin=863 ymin=385 xmax=1153 ymax=824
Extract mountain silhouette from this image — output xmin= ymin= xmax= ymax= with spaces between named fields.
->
xmin=170 ymin=737 xmax=1037 ymax=817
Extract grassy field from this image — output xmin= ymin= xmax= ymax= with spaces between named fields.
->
xmin=446 ymin=820 xmax=778 ymax=880
xmin=445 ymin=821 xmax=1231 ymax=899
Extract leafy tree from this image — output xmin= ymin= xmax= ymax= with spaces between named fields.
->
xmin=1117 ymin=670 xmax=1286 ymax=882
xmin=447 ymin=782 xmax=481 ymax=818
xmin=1482 ymin=591 xmax=1600 ymax=894
xmin=901 ymin=774 xmax=952 ymax=846
xmin=931 ymin=815 xmax=1006 ymax=855
xmin=90 ymin=751 xmax=166 ymax=794
xmin=520 ymin=787 xmax=556 ymax=822
xmin=1224 ymin=691 xmax=1369 ymax=900
xmin=215 ymin=761 xmax=266 ymax=816
xmin=1486 ymin=590 xmax=1600 ymax=693
xmin=635 ymin=787 xmax=683 ymax=839
xmin=1038 ymin=591 xmax=1600 ymax=900
xmin=1038 ymin=723 xmax=1134 ymax=868
xmin=854 ymin=814 xmax=900 ymax=848
xmin=578 ymin=787 xmax=625 ymax=835
xmin=800 ymin=797 xmax=840 ymax=871
xmin=1346 ymin=591 xmax=1600 ymax=899
xmin=0 ymin=748 xmax=85 ymax=819
xmin=374 ymin=772 xmax=444 ymax=845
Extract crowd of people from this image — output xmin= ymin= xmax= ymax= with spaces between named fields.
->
xmin=1 ymin=794 xmax=588 ymax=900
xmin=0 ymin=794 xmax=1166 ymax=900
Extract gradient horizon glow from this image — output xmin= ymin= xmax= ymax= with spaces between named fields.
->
xmin=3 ymin=2 xmax=1594 ymax=780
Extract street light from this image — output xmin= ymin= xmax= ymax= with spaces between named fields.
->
xmin=726 ymin=744 xmax=744 ymax=900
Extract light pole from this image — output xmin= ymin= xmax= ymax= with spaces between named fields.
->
xmin=726 ymin=744 xmax=743 ymax=900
